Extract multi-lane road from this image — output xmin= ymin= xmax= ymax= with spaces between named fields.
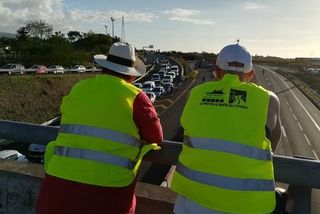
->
xmin=253 ymin=65 xmax=320 ymax=214
xmin=255 ymin=66 xmax=320 ymax=160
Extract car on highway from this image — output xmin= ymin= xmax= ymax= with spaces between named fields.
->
xmin=70 ymin=65 xmax=86 ymax=73
xmin=0 ymin=150 xmax=29 ymax=163
xmin=154 ymin=80 xmax=163 ymax=87
xmin=133 ymin=82 xmax=143 ymax=88
xmin=86 ymin=66 xmax=101 ymax=72
xmin=145 ymin=91 xmax=156 ymax=103
xmin=25 ymin=65 xmax=48 ymax=74
xmin=152 ymin=86 xmax=165 ymax=98
xmin=163 ymin=82 xmax=174 ymax=95
xmin=151 ymin=73 xmax=161 ymax=81
xmin=160 ymin=63 xmax=170 ymax=71
xmin=142 ymin=81 xmax=156 ymax=92
xmin=47 ymin=65 xmax=64 ymax=74
xmin=171 ymin=65 xmax=179 ymax=76
xmin=158 ymin=70 xmax=166 ymax=78
xmin=167 ymin=71 xmax=176 ymax=80
xmin=0 ymin=63 xmax=25 ymax=75
xmin=162 ymin=74 xmax=174 ymax=83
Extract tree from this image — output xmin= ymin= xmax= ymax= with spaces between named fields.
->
xmin=53 ymin=31 xmax=65 ymax=38
xmin=67 ymin=31 xmax=83 ymax=42
xmin=24 ymin=20 xmax=54 ymax=39
xmin=16 ymin=27 xmax=29 ymax=39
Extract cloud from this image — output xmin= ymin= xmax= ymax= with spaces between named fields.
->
xmin=0 ymin=0 xmax=157 ymax=34
xmin=68 ymin=9 xmax=157 ymax=24
xmin=0 ymin=0 xmax=65 ymax=32
xmin=162 ymin=8 xmax=215 ymax=25
xmin=243 ymin=2 xmax=266 ymax=10
xmin=163 ymin=8 xmax=200 ymax=17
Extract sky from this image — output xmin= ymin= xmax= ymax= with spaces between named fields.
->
xmin=0 ymin=0 xmax=320 ymax=58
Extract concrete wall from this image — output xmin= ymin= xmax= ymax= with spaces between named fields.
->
xmin=0 ymin=160 xmax=176 ymax=214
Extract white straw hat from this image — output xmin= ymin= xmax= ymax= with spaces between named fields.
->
xmin=94 ymin=42 xmax=146 ymax=76
xmin=216 ymin=44 xmax=252 ymax=73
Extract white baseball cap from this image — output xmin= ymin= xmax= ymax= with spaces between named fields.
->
xmin=216 ymin=44 xmax=252 ymax=73
xmin=94 ymin=42 xmax=146 ymax=76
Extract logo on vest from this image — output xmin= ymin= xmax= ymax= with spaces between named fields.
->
xmin=201 ymin=89 xmax=225 ymax=105
xmin=200 ymin=88 xmax=248 ymax=109
xmin=228 ymin=89 xmax=248 ymax=109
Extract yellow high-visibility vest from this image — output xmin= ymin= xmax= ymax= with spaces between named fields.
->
xmin=45 ymin=74 xmax=158 ymax=187
xmin=172 ymin=74 xmax=275 ymax=214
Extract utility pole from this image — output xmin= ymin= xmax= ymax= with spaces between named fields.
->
xmin=121 ymin=16 xmax=125 ymax=43
xmin=104 ymin=25 xmax=108 ymax=35
xmin=110 ymin=17 xmax=115 ymax=38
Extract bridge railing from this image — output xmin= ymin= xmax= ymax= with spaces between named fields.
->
xmin=0 ymin=119 xmax=319 ymax=214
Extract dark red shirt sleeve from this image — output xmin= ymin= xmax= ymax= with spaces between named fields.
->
xmin=133 ymin=91 xmax=163 ymax=144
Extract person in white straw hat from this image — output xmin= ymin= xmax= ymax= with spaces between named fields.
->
xmin=94 ymin=42 xmax=146 ymax=77
xmin=171 ymin=43 xmax=281 ymax=214
xmin=37 ymin=42 xmax=163 ymax=214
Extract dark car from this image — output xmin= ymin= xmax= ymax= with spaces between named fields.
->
xmin=163 ymin=82 xmax=174 ymax=95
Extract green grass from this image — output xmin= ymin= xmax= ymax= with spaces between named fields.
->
xmin=0 ymin=74 xmax=95 ymax=124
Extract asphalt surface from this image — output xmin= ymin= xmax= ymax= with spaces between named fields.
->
xmin=139 ymin=68 xmax=213 ymax=184
xmin=255 ymin=65 xmax=320 ymax=214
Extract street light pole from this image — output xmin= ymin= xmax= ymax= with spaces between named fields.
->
xmin=110 ymin=17 xmax=115 ymax=38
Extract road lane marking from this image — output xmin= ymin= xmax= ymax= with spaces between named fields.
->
xmin=155 ymin=104 xmax=167 ymax=110
xmin=289 ymin=106 xmax=293 ymax=113
xmin=292 ymin=113 xmax=298 ymax=121
xmin=281 ymin=126 xmax=287 ymax=138
xmin=162 ymin=99 xmax=174 ymax=104
xmin=286 ymin=101 xmax=290 ymax=106
xmin=159 ymin=78 xmax=196 ymax=116
xmin=276 ymin=74 xmax=320 ymax=133
xmin=268 ymin=82 xmax=271 ymax=86
xmin=312 ymin=150 xmax=319 ymax=160
xmin=304 ymin=134 xmax=311 ymax=146
xmin=297 ymin=122 xmax=303 ymax=131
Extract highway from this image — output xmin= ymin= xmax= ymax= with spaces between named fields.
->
xmin=255 ymin=65 xmax=320 ymax=214
xmin=255 ymin=66 xmax=320 ymax=160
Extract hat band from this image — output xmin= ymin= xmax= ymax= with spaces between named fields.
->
xmin=107 ymin=54 xmax=135 ymax=67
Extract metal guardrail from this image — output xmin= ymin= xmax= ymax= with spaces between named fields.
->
xmin=0 ymin=119 xmax=319 ymax=214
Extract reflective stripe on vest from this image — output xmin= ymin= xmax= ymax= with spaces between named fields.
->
xmin=176 ymin=162 xmax=274 ymax=191
xmin=190 ymin=137 xmax=271 ymax=161
xmin=55 ymin=146 xmax=134 ymax=169
xmin=59 ymin=124 xmax=141 ymax=148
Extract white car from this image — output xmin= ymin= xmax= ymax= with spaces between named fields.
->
xmin=167 ymin=71 xmax=176 ymax=79
xmin=48 ymin=65 xmax=64 ymax=74
xmin=171 ymin=65 xmax=179 ymax=76
xmin=145 ymin=91 xmax=156 ymax=103
xmin=162 ymin=75 xmax=173 ymax=83
xmin=142 ymin=81 xmax=156 ymax=92
xmin=0 ymin=63 xmax=25 ymax=75
xmin=133 ymin=83 xmax=143 ymax=88
xmin=0 ymin=150 xmax=29 ymax=163
xmin=70 ymin=65 xmax=86 ymax=73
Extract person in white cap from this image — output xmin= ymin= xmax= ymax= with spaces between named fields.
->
xmin=36 ymin=42 xmax=163 ymax=214
xmin=171 ymin=43 xmax=281 ymax=214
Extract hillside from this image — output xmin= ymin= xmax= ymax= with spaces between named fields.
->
xmin=0 ymin=74 xmax=95 ymax=124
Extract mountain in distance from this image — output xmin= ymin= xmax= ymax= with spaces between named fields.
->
xmin=0 ymin=32 xmax=17 ymax=39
